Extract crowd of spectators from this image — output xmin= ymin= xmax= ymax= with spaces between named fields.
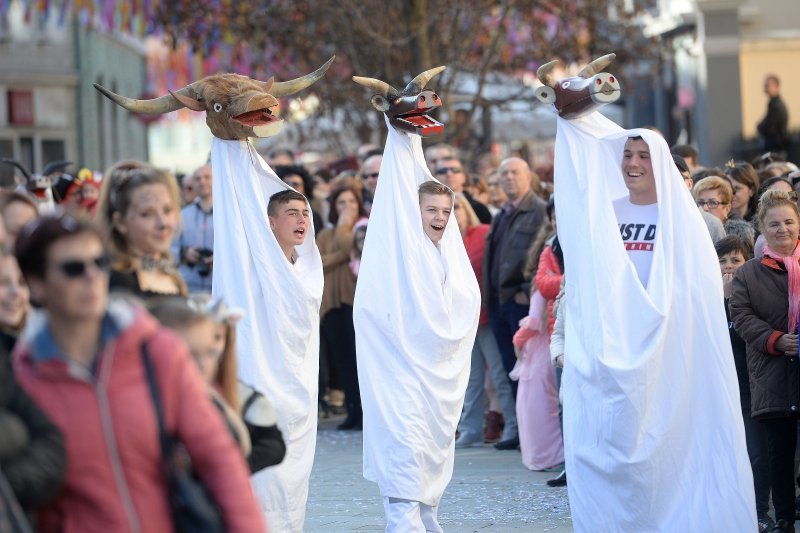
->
xmin=1 ymin=119 xmax=800 ymax=531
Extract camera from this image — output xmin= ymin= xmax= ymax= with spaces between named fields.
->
xmin=195 ymin=248 xmax=213 ymax=277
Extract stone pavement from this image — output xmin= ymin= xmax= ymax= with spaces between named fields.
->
xmin=306 ymin=417 xmax=573 ymax=532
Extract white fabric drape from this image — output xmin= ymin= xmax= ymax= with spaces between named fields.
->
xmin=211 ymin=138 xmax=323 ymax=532
xmin=354 ymin=116 xmax=481 ymax=506
xmin=554 ymin=112 xmax=756 ymax=531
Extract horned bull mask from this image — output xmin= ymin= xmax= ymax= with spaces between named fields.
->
xmin=353 ymin=66 xmax=446 ymax=136
xmin=534 ymin=53 xmax=620 ymax=119
xmin=94 ymin=57 xmax=335 ymax=140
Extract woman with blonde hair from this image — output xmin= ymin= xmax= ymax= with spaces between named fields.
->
xmin=97 ymin=160 xmax=186 ymax=298
xmin=693 ymin=175 xmax=734 ymax=223
xmin=731 ymin=189 xmax=800 ymax=532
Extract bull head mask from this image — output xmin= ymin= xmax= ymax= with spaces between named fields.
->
xmin=353 ymin=66 xmax=446 ymax=136
xmin=94 ymin=57 xmax=335 ymax=141
xmin=534 ymin=53 xmax=620 ymax=119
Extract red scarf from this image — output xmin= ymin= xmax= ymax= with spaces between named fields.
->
xmin=763 ymin=240 xmax=800 ymax=333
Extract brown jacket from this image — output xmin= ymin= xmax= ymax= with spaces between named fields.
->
xmin=730 ymin=256 xmax=800 ymax=419
xmin=317 ymin=226 xmax=357 ymax=318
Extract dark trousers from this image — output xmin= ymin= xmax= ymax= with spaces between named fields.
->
xmin=761 ymin=417 xmax=798 ymax=523
xmin=320 ymin=305 xmax=361 ymax=420
xmin=488 ymin=298 xmax=529 ymax=398
xmin=742 ymin=406 xmax=771 ymax=517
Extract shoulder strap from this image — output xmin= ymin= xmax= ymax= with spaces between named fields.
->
xmin=242 ymin=388 xmax=261 ymax=414
xmin=140 ymin=343 xmax=173 ymax=458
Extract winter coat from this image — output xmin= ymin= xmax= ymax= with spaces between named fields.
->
xmin=730 ymin=255 xmax=800 ymax=419
xmin=0 ymin=345 xmax=65 ymax=513
xmin=534 ymin=243 xmax=563 ymax=337
xmin=13 ymin=300 xmax=265 ymax=533
xmin=483 ymin=191 xmax=548 ymax=304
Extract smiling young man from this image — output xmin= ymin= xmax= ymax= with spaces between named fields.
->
xmin=418 ymin=181 xmax=453 ymax=247
xmin=554 ymin=121 xmax=756 ymax=530
xmin=614 ymin=136 xmax=659 ymax=286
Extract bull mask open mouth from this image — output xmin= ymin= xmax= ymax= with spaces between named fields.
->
xmin=93 ymin=57 xmax=335 ymax=140
xmin=353 ymin=66 xmax=446 ymax=137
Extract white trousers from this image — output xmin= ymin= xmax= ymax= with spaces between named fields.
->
xmin=383 ymin=497 xmax=444 ymax=533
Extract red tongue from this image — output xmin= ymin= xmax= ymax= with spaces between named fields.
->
xmin=234 ymin=109 xmax=278 ymax=127
xmin=404 ymin=114 xmax=436 ymax=126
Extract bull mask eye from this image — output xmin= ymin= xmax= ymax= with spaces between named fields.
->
xmin=561 ymin=81 xmax=571 ymax=89
xmin=213 ymin=103 xmax=223 ymax=112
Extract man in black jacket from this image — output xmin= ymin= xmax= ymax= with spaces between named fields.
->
xmin=757 ymin=75 xmax=789 ymax=154
xmin=483 ymin=157 xmax=547 ymax=449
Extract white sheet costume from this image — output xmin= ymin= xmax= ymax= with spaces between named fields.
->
xmin=211 ymin=138 xmax=323 ymax=532
xmin=554 ymin=113 xmax=756 ymax=531
xmin=354 ymin=117 xmax=481 ymax=527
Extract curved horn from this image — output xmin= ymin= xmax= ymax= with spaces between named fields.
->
xmin=41 ymin=160 xmax=72 ymax=176
xmin=0 ymin=159 xmax=31 ymax=181
xmin=352 ymin=76 xmax=399 ymax=99
xmin=93 ymin=83 xmax=199 ymax=114
xmin=536 ymin=60 xmax=559 ymax=88
xmin=578 ymin=53 xmax=616 ymax=78
xmin=270 ymin=56 xmax=336 ymax=98
xmin=403 ymin=65 xmax=446 ymax=94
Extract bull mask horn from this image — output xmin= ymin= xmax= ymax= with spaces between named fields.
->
xmin=403 ymin=65 xmax=446 ymax=94
xmin=0 ymin=159 xmax=31 ymax=181
xmin=352 ymin=76 xmax=399 ymax=99
xmin=93 ymin=83 xmax=198 ymax=114
xmin=536 ymin=60 xmax=559 ymax=88
xmin=578 ymin=53 xmax=616 ymax=78
xmin=269 ymin=56 xmax=336 ymax=98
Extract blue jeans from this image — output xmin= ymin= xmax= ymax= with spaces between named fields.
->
xmin=458 ymin=325 xmax=518 ymax=441
xmin=488 ymin=298 xmax=529 ymax=398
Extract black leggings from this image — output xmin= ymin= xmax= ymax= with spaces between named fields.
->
xmin=320 ymin=305 xmax=361 ymax=417
xmin=761 ymin=417 xmax=798 ymax=523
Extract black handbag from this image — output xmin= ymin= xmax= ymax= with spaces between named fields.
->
xmin=140 ymin=344 xmax=225 ymax=533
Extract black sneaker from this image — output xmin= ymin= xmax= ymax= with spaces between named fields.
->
xmin=758 ymin=515 xmax=775 ymax=533
xmin=546 ymin=470 xmax=567 ymax=487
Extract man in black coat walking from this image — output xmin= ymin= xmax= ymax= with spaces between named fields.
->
xmin=757 ymin=75 xmax=789 ymax=154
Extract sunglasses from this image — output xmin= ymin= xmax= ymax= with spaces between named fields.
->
xmin=362 ymin=172 xmax=379 ymax=180
xmin=436 ymin=167 xmax=463 ymax=175
xmin=55 ymin=255 xmax=111 ymax=278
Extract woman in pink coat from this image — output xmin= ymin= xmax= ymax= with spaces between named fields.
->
xmin=12 ymin=214 xmax=265 ymax=533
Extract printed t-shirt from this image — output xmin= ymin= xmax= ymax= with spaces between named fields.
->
xmin=613 ymin=196 xmax=658 ymax=287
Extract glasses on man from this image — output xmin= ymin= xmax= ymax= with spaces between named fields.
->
xmin=362 ymin=172 xmax=379 ymax=180
xmin=436 ymin=167 xmax=463 ymax=176
xmin=55 ymin=255 xmax=111 ymax=279
xmin=696 ymin=199 xmax=729 ymax=209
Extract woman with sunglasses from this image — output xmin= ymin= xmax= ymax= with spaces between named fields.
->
xmin=97 ymin=161 xmax=187 ymax=299
xmin=12 ymin=214 xmax=264 ymax=532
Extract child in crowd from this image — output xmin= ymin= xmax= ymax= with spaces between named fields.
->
xmin=150 ymin=295 xmax=286 ymax=473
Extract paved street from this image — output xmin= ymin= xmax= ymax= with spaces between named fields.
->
xmin=307 ymin=418 xmax=573 ymax=532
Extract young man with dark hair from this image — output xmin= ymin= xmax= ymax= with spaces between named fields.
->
xmin=758 ymin=75 xmax=789 ymax=153
xmin=268 ymin=190 xmax=310 ymax=263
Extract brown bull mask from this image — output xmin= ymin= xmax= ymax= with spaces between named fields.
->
xmin=534 ymin=53 xmax=620 ymax=119
xmin=353 ymin=66 xmax=446 ymax=136
xmin=94 ymin=57 xmax=335 ymax=140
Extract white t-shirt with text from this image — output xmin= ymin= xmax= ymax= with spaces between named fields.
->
xmin=613 ymin=196 xmax=658 ymax=287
